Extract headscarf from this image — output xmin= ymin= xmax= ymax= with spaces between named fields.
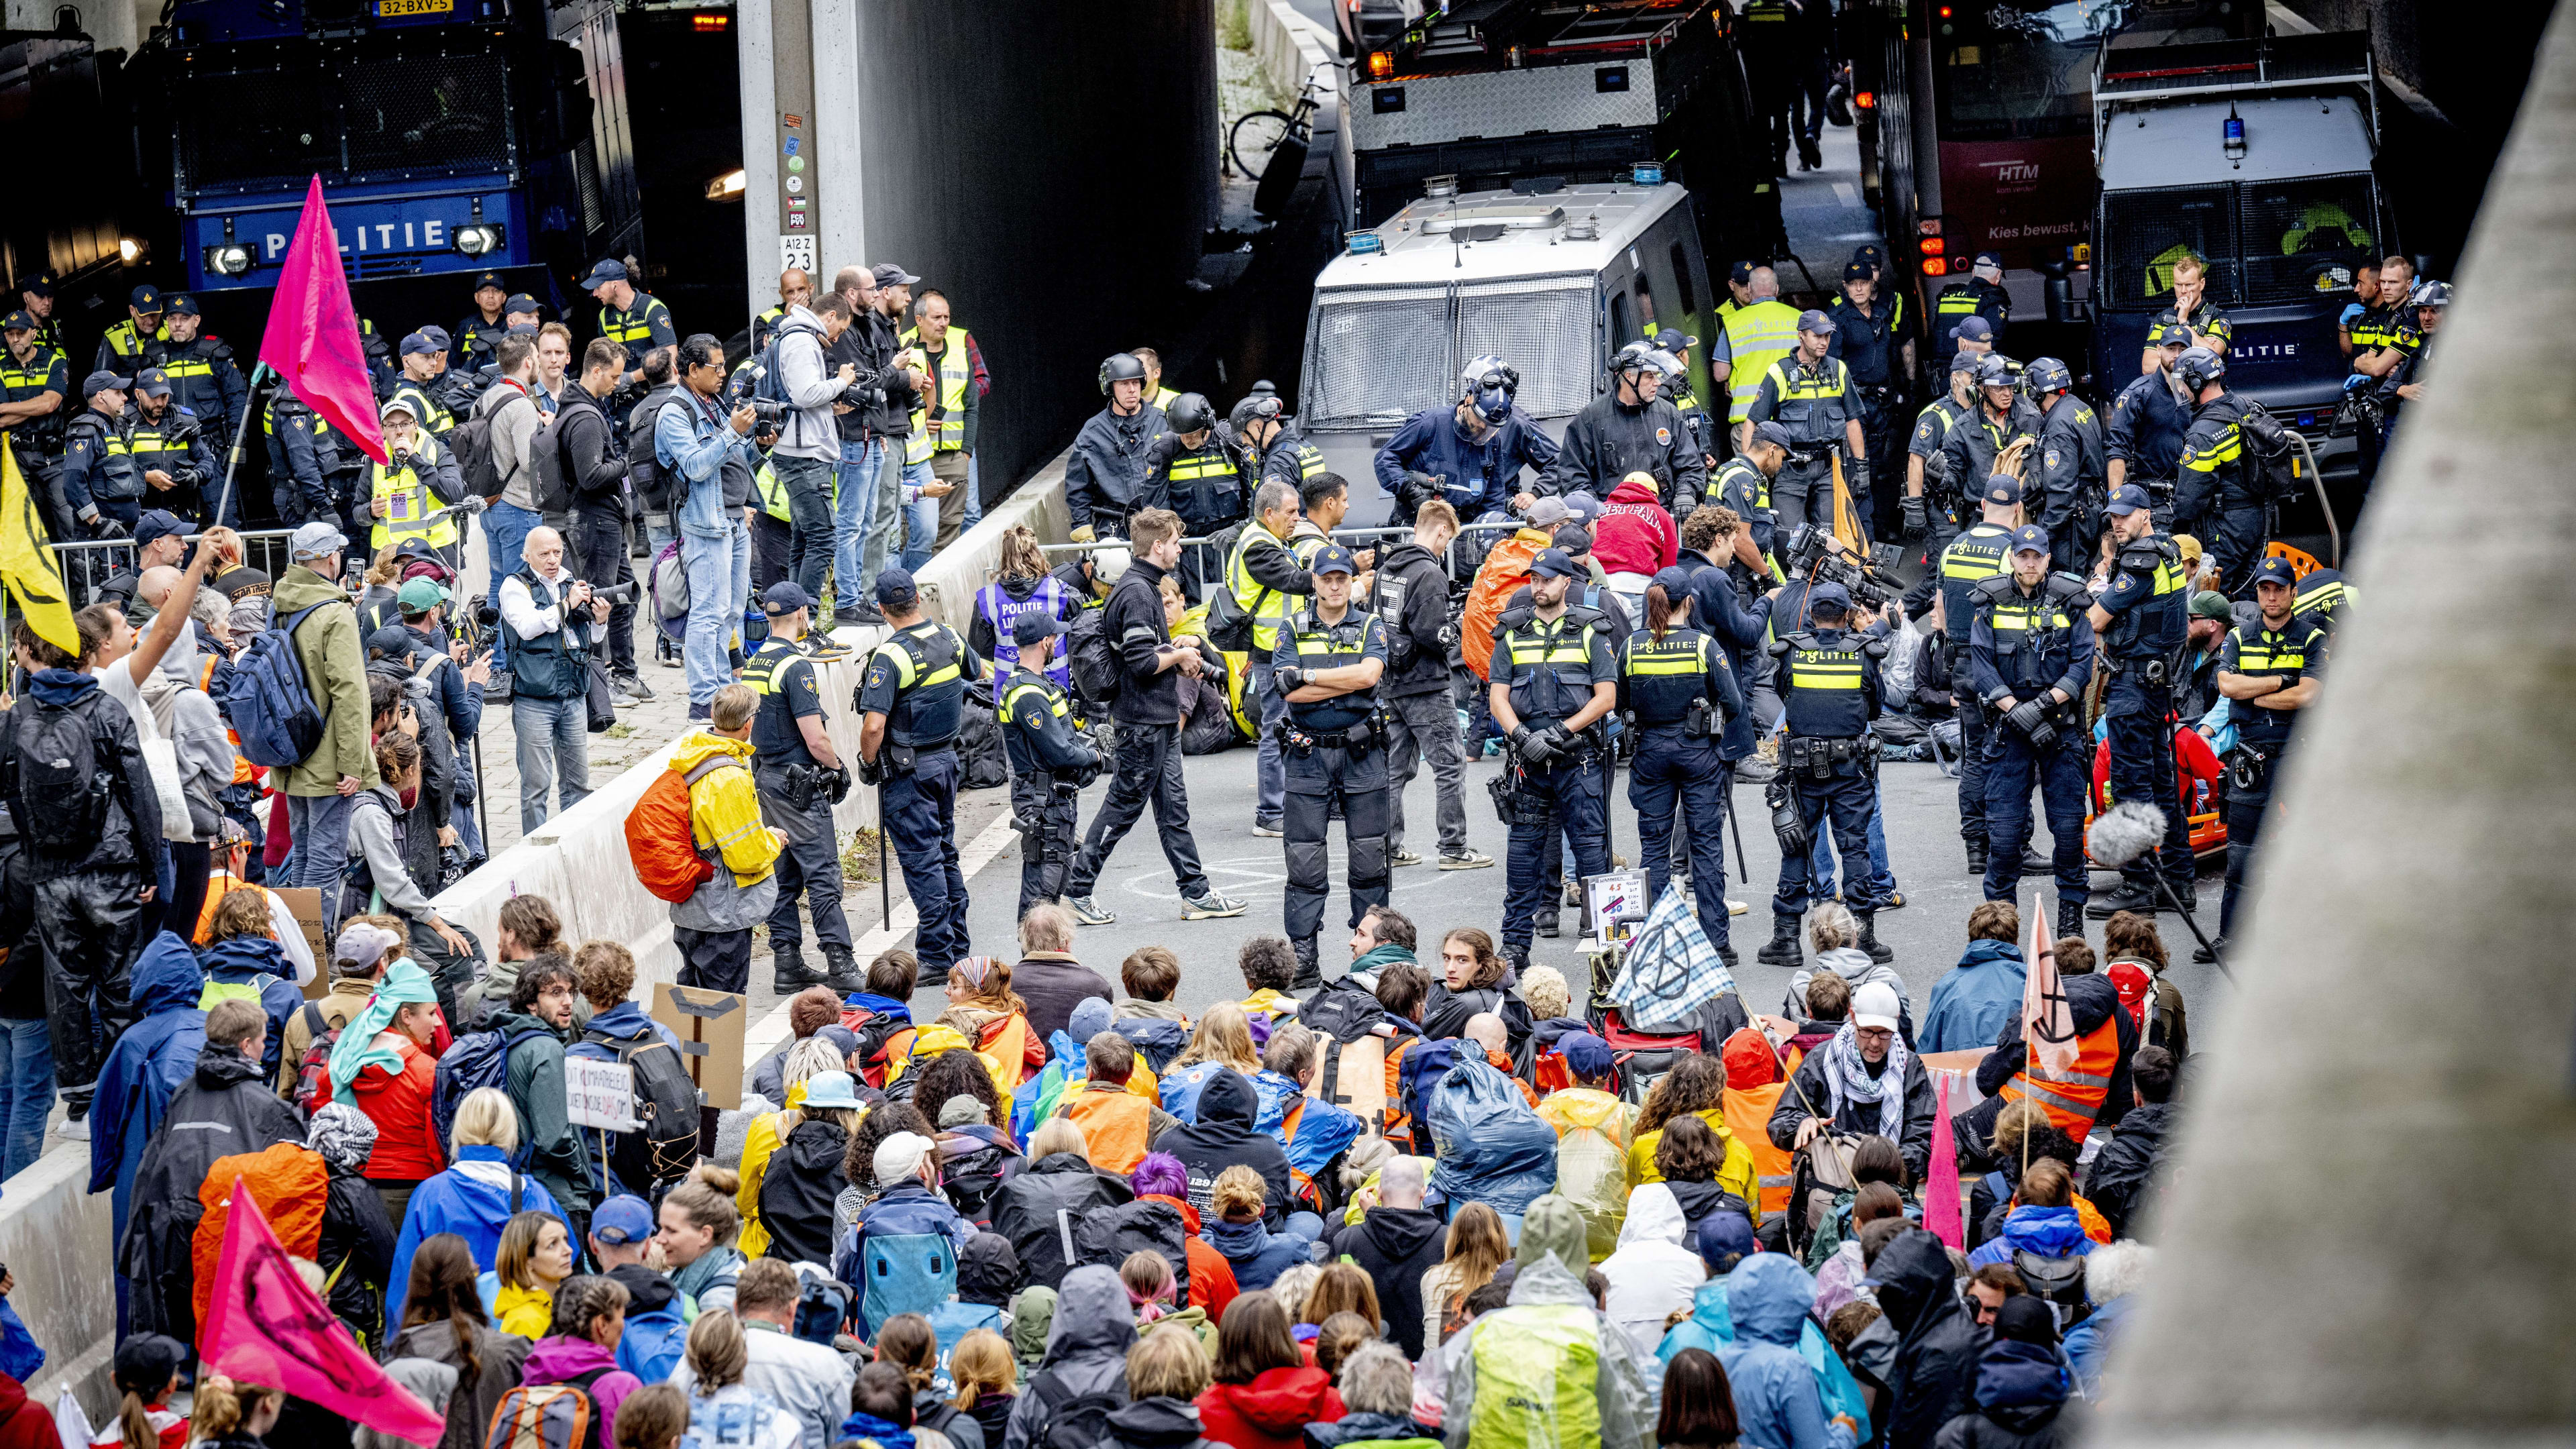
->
xmin=306 ymin=1102 xmax=380 ymax=1176
xmin=328 ymin=959 xmax=440 ymax=1091
xmin=1817 ymin=1018 xmax=1913 ymax=1142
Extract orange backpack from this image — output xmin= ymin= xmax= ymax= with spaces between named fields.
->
xmin=1461 ymin=530 xmax=1547 ymax=682
xmin=624 ymin=756 xmax=743 ymax=903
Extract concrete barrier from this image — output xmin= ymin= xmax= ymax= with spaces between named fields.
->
xmin=1 ymin=1145 xmax=119 ymax=1424
xmin=1249 ymin=0 xmax=1338 ymax=103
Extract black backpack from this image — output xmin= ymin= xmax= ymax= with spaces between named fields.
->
xmin=0 ymin=694 xmax=123 ymax=858
xmin=1027 ymin=1370 xmax=1124 ymax=1449
xmin=1073 ymin=1197 xmax=1192 ymax=1308
xmin=580 ymin=1026 xmax=702 ymax=1195
xmin=2014 ymin=1248 xmax=2089 ymax=1312
xmin=1067 ymin=605 xmax=1123 ymax=708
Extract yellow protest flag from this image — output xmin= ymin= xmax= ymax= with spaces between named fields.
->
xmin=0 ymin=436 xmax=78 ymax=657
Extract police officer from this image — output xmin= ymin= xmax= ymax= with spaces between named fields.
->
xmin=1490 ymin=547 xmax=1617 ymax=967
xmin=264 ymin=386 xmax=361 ymax=535
xmin=1651 ymin=329 xmax=1717 ymax=469
xmin=1902 ymin=352 xmax=1978 ymax=554
xmin=857 ymin=566 xmax=987 ymax=985
xmin=1745 ymin=311 xmax=1868 ymax=535
xmin=2210 ymin=555 xmax=2327 ymax=959
xmin=2172 ymin=345 xmax=2278 ymax=598
xmin=127 ymin=368 xmax=216 ymax=527
xmin=1969 ymin=524 xmax=2096 ymax=938
xmin=582 ymin=258 xmax=677 ymax=400
xmin=1939 ymin=355 xmax=2038 ymax=517
xmin=1373 ymin=354 xmax=1558 ymax=525
xmin=1273 ymin=544 xmax=1390 ymax=985
xmin=0 ymin=310 xmax=68 ymax=516
xmin=2369 ymin=280 xmax=2447 ymax=459
xmin=1547 ymin=341 xmax=1705 ymax=513
xmin=61 ymin=370 xmax=143 ymax=541
xmin=2106 ymin=325 xmax=2194 ymax=531
xmin=11 ymin=273 xmax=61 ymax=357
xmin=2084 ymin=484 xmax=2192 ymax=918
xmin=1825 ymin=262 xmax=1911 ymax=535
xmin=2142 ymin=252 xmax=2230 ymax=374
xmin=366 ymin=395 xmax=465 ymax=557
xmin=998 ymin=610 xmax=1102 ymax=918
xmin=2025 ymin=358 xmax=2105 ymax=577
xmin=389 ymin=332 xmax=456 ymax=443
xmin=95 ymin=285 xmax=166 ymax=375
xmin=1932 ymin=253 xmax=2011 ymax=362
xmin=1620 ymin=566 xmax=1744 ymax=959
xmin=740 ymin=582 xmax=855 ymax=993
xmin=1756 ymin=580 xmax=1892 ymax=967
xmin=1705 ymin=420 xmax=1787 ymax=570
xmin=455 ymin=270 xmax=513 ymax=371
xmin=136 ymin=294 xmax=245 ymax=442
xmin=1227 ymin=386 xmax=1325 ymax=496
xmin=1898 ymin=472 xmax=2020 ymax=873
xmin=1065 ymin=353 xmax=1162 ymax=543
xmin=1139 ymin=392 xmax=1242 ymax=596
xmin=1226 ymin=480 xmax=1318 ymax=836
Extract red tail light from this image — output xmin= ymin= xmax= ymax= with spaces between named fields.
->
xmin=1921 ymin=258 xmax=1945 ymax=276
xmin=1919 ymin=236 xmax=1945 ymax=255
xmin=1854 ymin=91 xmax=1875 ymax=109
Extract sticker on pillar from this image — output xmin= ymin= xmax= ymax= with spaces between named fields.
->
xmin=783 ymin=137 xmax=799 ymax=156
xmin=786 ymin=176 xmax=804 ymax=195
xmin=783 ymin=113 xmax=802 ymax=128
xmin=786 ymin=156 xmax=805 ymax=172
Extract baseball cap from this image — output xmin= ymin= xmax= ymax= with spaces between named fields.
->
xmin=503 ymin=293 xmax=541 ymax=315
xmin=290 ymin=520 xmax=348 ymax=560
xmin=1843 ymin=260 xmax=1872 ymax=283
xmin=1809 ymin=580 xmax=1854 ymax=612
xmin=472 ymin=270 xmax=506 ymax=292
xmin=1972 ymin=251 xmax=2004 ymax=270
xmin=0 ymin=310 xmax=31 ymax=331
xmin=393 ymin=538 xmax=443 ymax=565
xmin=1012 ymin=610 xmax=1068 ymax=647
xmin=2252 ymin=555 xmax=2298 ymax=589
xmin=761 ymin=580 xmax=814 ymax=616
xmin=874 ymin=566 xmax=919 ymax=607
xmin=1951 ymin=315 xmax=1995 ymax=344
xmin=2008 ymin=524 xmax=2051 ymax=555
xmin=2104 ymin=483 xmax=2153 ymax=517
xmin=133 ymin=367 xmax=174 ymax=398
xmin=333 ymin=920 xmax=402 ymax=968
xmin=164 ymin=294 xmax=201 ymax=318
xmin=1728 ymin=260 xmax=1756 ymax=285
xmin=397 ymin=576 xmax=451 ymax=614
xmin=1551 ymin=523 xmax=1593 ymax=556
xmin=420 ymin=325 xmax=452 ymax=350
xmin=1560 ymin=491 xmax=1604 ymax=523
xmin=2156 ymin=323 xmax=2192 ymax=347
xmin=802 ymin=1071 xmax=865 ymax=1111
xmin=1528 ymin=547 xmax=1582 ymax=580
xmin=1796 ymin=308 xmax=1834 ymax=335
xmin=1750 ymin=421 xmax=1797 ymax=452
xmin=83 ymin=370 xmax=131 ymax=397
xmin=2189 ymin=590 xmax=2234 ymax=621
xmin=1525 ymin=496 xmax=1570 ymax=528
xmin=13 ymin=273 xmax=52 ymax=298
xmin=591 ymin=1195 xmax=655 ymax=1246
xmin=1852 ymin=981 xmax=1901 ymax=1032
xmin=872 ymin=263 xmax=921 ymax=288
xmin=400 ymin=331 xmax=440 ymax=358
xmin=366 ymin=624 xmax=425 ymax=663
xmin=1310 ymin=543 xmax=1358 ymax=576
xmin=1069 ymin=996 xmax=1116 ymax=1042
xmin=1852 ymin=243 xmax=1888 ymax=270
xmin=129 ymin=284 xmax=163 ymax=312
xmin=577 ymin=258 xmax=630 ymax=290
xmin=1649 ymin=565 xmax=1694 ymax=598
xmin=133 ymin=510 xmax=186 ymax=549
xmin=1697 ymin=1211 xmax=1757 ymax=1273
xmin=1651 ymin=327 xmax=1699 ymax=352
xmin=1983 ymin=474 xmax=2023 ymax=507
xmin=112 ymin=1334 xmax=189 ymax=1397
xmin=380 ymin=396 xmax=419 ymax=423
xmin=874 ymin=1130 xmax=936 ymax=1184
xmin=1560 ymin=1031 xmax=1613 ymax=1079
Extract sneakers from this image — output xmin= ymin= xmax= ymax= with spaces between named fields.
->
xmin=836 ymin=600 xmax=887 ymax=627
xmin=1068 ymin=896 xmax=1118 ymax=926
xmin=54 ymin=1116 xmax=89 ymax=1142
xmin=2194 ymin=933 xmax=2226 ymax=964
xmin=1251 ymin=821 xmax=1283 ymax=839
xmin=1437 ymin=848 xmax=1495 ymax=871
xmin=805 ymin=635 xmax=853 ymax=662
xmin=610 ymin=670 xmax=655 ymax=704
xmin=688 ymin=701 xmax=712 ymax=722
xmin=1181 ymin=890 xmax=1247 ymax=920
xmin=1388 ymin=847 xmax=1424 ymax=867
xmin=2088 ymin=880 xmax=2158 ymax=918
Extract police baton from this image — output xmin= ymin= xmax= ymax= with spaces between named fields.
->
xmin=877 ymin=777 xmax=892 ymax=930
xmin=1723 ymin=773 xmax=1750 ymax=883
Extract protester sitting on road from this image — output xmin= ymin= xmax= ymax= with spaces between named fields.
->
xmin=324 ymin=951 xmax=446 ymax=1226
xmin=521 ymin=1275 xmax=644 ymax=1436
xmin=1768 ymin=980 xmax=1938 ymax=1181
xmin=490 ymin=1209 xmax=576 ymax=1338
xmin=1010 ymin=902 xmax=1112 ymax=1044
xmin=457 ymin=894 xmax=568 ymax=1032
xmin=1417 ymin=1201 xmax=1510 ymax=1351
xmin=388 ymin=1087 xmax=569 ymax=1327
xmin=756 ymin=1069 xmax=864 ymax=1267
xmin=938 ymin=956 xmax=1045 ymax=1090
xmin=668 ymin=1259 xmax=853 ymax=1449
xmin=656 ymin=1164 xmax=748 ymax=1316
xmin=1920 ymin=901 xmax=2027 ymax=1054
xmin=674 ymin=1309 xmax=805 ymax=1449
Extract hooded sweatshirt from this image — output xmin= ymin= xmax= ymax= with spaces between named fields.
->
xmin=1936 ymin=1338 xmax=2079 ymax=1448
xmin=1872 ymin=1228 xmax=1988 ymax=1449
xmin=199 ymin=933 xmax=304 ymax=1081
xmin=1591 ymin=473 xmax=1680 ymax=577
xmin=1439 ymin=1194 xmax=1654 ymax=1449
xmin=1102 ymin=1395 xmax=1216 ymax=1449
xmin=91 ymin=932 xmax=208 ymax=1241
xmin=1920 ymin=940 xmax=2026 ymax=1055
xmin=1193 ymin=1363 xmax=1342 ymax=1449
xmin=1368 ymin=539 xmax=1454 ymax=698
xmin=0 ymin=1374 xmax=53 ymax=1449
xmin=1715 ymin=1255 xmax=1857 ymax=1449
xmin=490 ymin=1006 xmax=594 ymax=1213
xmin=1002 ymin=1265 xmax=1136 ymax=1449
xmin=1156 ymin=1069 xmax=1296 ymax=1230
xmin=609 ymin=1263 xmax=688 ymax=1383
xmin=1788 ymin=950 xmax=1916 ymax=1039
xmin=1327 ymin=1203 xmax=1445 ymax=1358
xmin=1199 ymin=1212 xmax=1309 ymax=1293
xmin=1599 ymin=1184 xmax=1707 ymax=1360
xmin=757 ymin=1116 xmax=850 ymax=1267
xmin=522 ymin=1334 xmax=642 ymax=1449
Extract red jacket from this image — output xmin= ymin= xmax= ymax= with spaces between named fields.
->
xmin=0 ymin=1375 xmax=50 ymax=1449
xmin=1193 ymin=1366 xmax=1344 ymax=1449
xmin=1140 ymin=1192 xmax=1240 ymax=1322
xmin=350 ymin=1034 xmax=445 ymax=1181
xmin=1590 ymin=474 xmax=1678 ymax=577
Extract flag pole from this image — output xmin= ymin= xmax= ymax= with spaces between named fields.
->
xmin=212 ymin=362 xmax=272 ymax=535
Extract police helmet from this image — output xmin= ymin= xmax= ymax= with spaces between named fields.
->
xmin=1611 ymin=340 xmax=1662 ymax=376
xmin=1097 ymin=352 xmax=1147 ymax=394
xmin=1165 ymin=392 xmax=1216 ymax=433
xmin=1230 ymin=391 xmax=1286 ymax=432
xmin=1971 ymin=354 xmax=2015 ymax=390
xmin=2411 ymin=280 xmax=2453 ymax=310
xmin=1460 ymin=352 xmax=1518 ymax=422
xmin=2022 ymin=356 xmax=2073 ymax=395
xmin=2173 ymin=345 xmax=2226 ymax=394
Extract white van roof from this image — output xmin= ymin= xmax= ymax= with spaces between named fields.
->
xmin=2100 ymin=93 xmax=2375 ymax=191
xmin=1315 ymin=180 xmax=1692 ymax=290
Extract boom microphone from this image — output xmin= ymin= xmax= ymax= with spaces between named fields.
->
xmin=2088 ymin=800 xmax=2167 ymax=871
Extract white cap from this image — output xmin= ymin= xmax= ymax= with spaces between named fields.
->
xmin=873 ymin=1130 xmax=936 ymax=1186
xmin=1852 ymin=981 xmax=1901 ymax=1032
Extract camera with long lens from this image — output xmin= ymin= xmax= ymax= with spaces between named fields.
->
xmin=590 ymin=581 xmax=637 ymax=604
xmin=744 ymin=398 xmax=786 ymax=423
xmin=473 ymin=600 xmax=501 ymax=629
xmin=1779 ymin=522 xmax=1900 ymax=611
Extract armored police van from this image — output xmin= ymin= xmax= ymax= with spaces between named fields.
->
xmin=2086 ymin=31 xmax=2392 ymax=434
xmin=1297 ymin=176 xmax=1718 ymax=504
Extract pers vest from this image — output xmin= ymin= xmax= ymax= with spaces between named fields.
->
xmin=1227 ymin=524 xmax=1303 ymax=653
xmin=899 ymin=327 xmax=975 ymax=453
xmin=977 ymin=578 xmax=1072 ymax=702
xmin=508 ymin=571 xmax=591 ymax=699
xmin=370 ymin=436 xmax=458 ymax=550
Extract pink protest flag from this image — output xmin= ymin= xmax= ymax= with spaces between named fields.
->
xmin=2023 ymin=890 xmax=2080 ymax=1075
xmin=256 ymin=176 xmax=388 ymax=465
xmin=199 ymin=1176 xmax=447 ymax=1444
xmin=1923 ymin=1074 xmax=1963 ymax=1248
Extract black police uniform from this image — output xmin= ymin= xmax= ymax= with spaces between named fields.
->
xmin=128 ymin=402 xmax=217 ymax=527
xmin=1932 ymin=520 xmax=2015 ymax=866
xmin=2292 ymin=568 xmax=2347 ymax=641
xmin=1546 ymin=391 xmax=1706 ymax=515
xmin=1000 ymin=664 xmax=1099 ymax=918
xmin=1619 ymin=624 xmax=1743 ymax=947
xmin=2176 ymin=389 xmax=2271 ymax=598
xmin=1766 ymin=614 xmax=1890 ymax=926
xmin=60 ymin=403 xmax=144 ymax=535
xmin=1492 ymin=604 xmax=1616 ymax=958
xmin=1968 ymin=570 xmax=2096 ymax=912
xmin=2104 ymin=370 xmax=2191 ymax=516
xmin=1273 ymin=604 xmax=1391 ymax=977
xmin=143 ymin=332 xmax=247 ymax=436
xmin=1513 ymin=582 xmax=1633 ymax=931
xmin=1065 ymin=401 xmax=1164 ymax=539
xmin=1139 ymin=428 xmax=1242 ymax=596
xmin=2147 ymin=301 xmax=2231 ymax=358
xmin=858 ymin=617 xmax=987 ymax=983
xmin=454 ymin=311 xmax=511 ymax=371
xmin=0 ymin=345 xmax=68 ymax=526
xmin=264 ymin=394 xmax=362 ymax=533
xmin=2092 ymin=531 xmax=2193 ymax=908
xmin=1745 ymin=355 xmax=1858 ymax=532
xmin=745 ymin=633 xmax=853 ymax=981
xmin=2032 ymin=395 xmax=2107 ymax=576
xmin=2216 ymin=611 xmax=2327 ymax=940
xmin=95 ymin=319 xmax=164 ymax=377
xmin=1936 ymin=398 xmax=2040 ymax=519
xmin=1907 ymin=390 xmax=1970 ymax=552
xmin=600 ymin=293 xmax=678 ymax=373
xmin=1666 ymin=372 xmax=1717 ymax=464
xmin=1234 ymin=419 xmax=1325 ymax=497
xmin=2348 ymin=300 xmax=2403 ymax=486
xmin=1825 ymin=294 xmax=1905 ymax=531
xmin=1932 ymin=277 xmax=2010 ymax=358
xmin=1704 ymin=455 xmax=1776 ymax=565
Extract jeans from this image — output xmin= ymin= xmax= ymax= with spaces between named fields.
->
xmin=775 ymin=453 xmax=837 ymax=608
xmin=833 ymin=437 xmax=884 ymax=619
xmin=482 ymin=500 xmax=543 ymax=672
xmin=1384 ymin=690 xmax=1469 ymax=855
xmin=643 ymin=512 xmax=680 ymax=663
xmin=681 ymin=519 xmax=750 ymax=706
xmin=0 ymin=1018 xmax=50 ymax=1180
xmin=864 ymin=437 xmax=911 ymax=594
xmin=511 ymin=694 xmax=592 ymax=835
xmin=898 ymin=455 xmax=938 ymax=570
xmin=288 ymin=792 xmax=356 ymax=931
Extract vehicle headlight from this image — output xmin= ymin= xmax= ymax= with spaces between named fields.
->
xmin=204 ymin=244 xmax=255 ymax=277
xmin=453 ymin=223 xmax=505 ymax=256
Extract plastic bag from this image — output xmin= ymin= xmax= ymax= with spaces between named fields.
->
xmin=1425 ymin=1058 xmax=1560 ymax=1216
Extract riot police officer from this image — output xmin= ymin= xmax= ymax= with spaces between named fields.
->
xmin=2210 ymin=555 xmax=2327 ymax=959
xmin=743 ymin=582 xmax=855 ymax=993
xmin=1969 ymin=525 xmax=2096 ymax=938
xmin=390 ymin=332 xmax=457 ymax=443
xmin=127 ymin=368 xmax=216 ymax=526
xmin=1139 ymin=392 xmax=1241 ymax=596
xmin=1066 ymin=353 xmax=1161 ymax=543
xmin=1226 ymin=386 xmax=1325 ymax=497
xmin=0 ymin=311 xmax=68 ymax=524
xmin=1548 ymin=341 xmax=1705 ymax=513
xmin=2172 ymin=346 xmax=2279 ymax=598
xmin=1619 ymin=566 xmax=1744 ymax=960
xmin=1897 ymin=472 xmax=2021 ymax=873
xmin=1756 ymin=580 xmax=1892 ymax=967
xmin=265 ymin=389 xmax=362 ymax=535
xmin=2106 ymin=325 xmax=2194 ymax=529
xmin=1490 ymin=547 xmax=1617 ymax=967
xmin=141 ymin=295 xmax=246 ymax=440
xmin=998 ymin=610 xmax=1102 ymax=918
xmin=2085 ymin=484 xmax=2193 ymax=918
xmin=1744 ymin=312 xmax=1867 ymax=535
xmin=1652 ymin=329 xmax=1717 ymax=469
xmin=1903 ymin=352 xmax=1979 ymax=555
xmin=1373 ymin=354 xmax=1559 ymax=525
xmin=1938 ymin=356 xmax=2039 ymax=517
xmin=61 ymin=370 xmax=144 ymax=539
xmin=2025 ymin=358 xmax=2105 ymax=578
xmin=857 ymin=566 xmax=987 ymax=986
xmin=1274 ymin=544 xmax=1389 ymax=985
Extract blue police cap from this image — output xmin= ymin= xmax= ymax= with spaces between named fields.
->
xmin=472 ymin=270 xmax=507 ymax=292
xmin=2008 ymin=524 xmax=2051 ymax=555
xmin=1809 ymin=580 xmax=1854 ymax=612
xmin=133 ymin=367 xmax=174 ymax=397
xmin=14 ymin=273 xmax=52 ymax=298
xmin=2104 ymin=483 xmax=2153 ymax=517
xmin=1649 ymin=565 xmax=1694 ymax=598
xmin=1852 ymin=244 xmax=1886 ymax=267
xmin=1011 ymin=610 xmax=1068 ymax=647
xmin=399 ymin=331 xmax=439 ymax=358
xmin=1984 ymin=474 xmax=2023 ymax=507
xmin=504 ymin=294 xmax=541 ymax=315
xmin=1728 ymin=260 xmax=1756 ymax=284
xmin=874 ymin=566 xmax=918 ymax=607
xmin=2252 ymin=556 xmax=2299 ymax=589
xmin=1973 ymin=251 xmax=2003 ymax=270
xmin=1951 ymin=315 xmax=1994 ymax=343
xmin=2155 ymin=323 xmax=2192 ymax=347
xmin=1797 ymin=309 xmax=1834 ymax=335
xmin=83 ymin=370 xmax=131 ymax=396
xmin=761 ymin=581 xmax=814 ymax=616
xmin=165 ymin=294 xmax=201 ymax=318
xmin=129 ymin=284 xmax=162 ymax=312
xmin=1528 ymin=547 xmax=1582 ymax=580
xmin=1750 ymin=421 xmax=1798 ymax=452
xmin=419 ymin=325 xmax=452 ymax=350
xmin=1844 ymin=260 xmax=1871 ymax=282
xmin=577 ymin=258 xmax=629 ymax=290
xmin=1310 ymin=543 xmax=1358 ymax=576
xmin=1 ymin=311 xmax=32 ymax=331
xmin=1651 ymin=327 xmax=1698 ymax=352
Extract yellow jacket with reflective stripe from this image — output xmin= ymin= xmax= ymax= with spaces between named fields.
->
xmin=900 ymin=325 xmax=974 ymax=454
xmin=672 ymin=729 xmax=781 ymax=886
xmin=1227 ymin=521 xmax=1303 ymax=652
xmin=1722 ymin=300 xmax=1802 ymax=424
xmin=390 ymin=379 xmax=453 ymax=437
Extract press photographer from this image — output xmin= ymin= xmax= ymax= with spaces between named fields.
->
xmin=498 ymin=525 xmax=616 ymax=835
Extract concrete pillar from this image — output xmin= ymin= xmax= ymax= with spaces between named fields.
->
xmin=737 ymin=0 xmax=862 ymax=318
xmin=2092 ymin=2 xmax=2576 ymax=1439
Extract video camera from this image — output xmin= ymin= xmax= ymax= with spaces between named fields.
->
xmin=1778 ymin=523 xmax=1902 ymax=612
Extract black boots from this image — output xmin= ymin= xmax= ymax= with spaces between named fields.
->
xmin=2057 ymin=899 xmax=2086 ymax=942
xmin=1856 ymin=911 xmax=1894 ymax=965
xmin=822 ymin=943 xmax=865 ymax=994
xmin=771 ymin=945 xmax=828 ymax=994
xmin=1536 ymin=912 xmax=1560 ymax=939
xmin=1757 ymin=914 xmax=1803 ymax=967
xmin=1965 ymin=839 xmax=1988 ymax=874
xmin=2088 ymin=879 xmax=2158 ymax=918
xmin=1290 ymin=937 xmax=1324 ymax=994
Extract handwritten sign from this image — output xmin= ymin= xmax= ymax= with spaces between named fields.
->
xmin=651 ymin=983 xmax=748 ymax=1110
xmin=565 ymin=1056 xmax=639 ymax=1132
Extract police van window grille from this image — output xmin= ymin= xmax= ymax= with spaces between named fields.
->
xmin=343 ymin=54 xmax=513 ymax=176
xmin=2237 ymin=174 xmax=2377 ymax=307
xmin=2101 ymin=185 xmax=2238 ymax=309
xmin=182 ymin=53 xmax=510 ymax=188
xmin=1302 ymin=285 xmax=1455 ymax=432
xmin=574 ymin=144 xmax=606 ymax=236
xmin=180 ymin=65 xmax=339 ymax=189
xmin=1456 ymin=277 xmax=1597 ymax=419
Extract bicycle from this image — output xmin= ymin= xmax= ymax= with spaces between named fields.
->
xmin=1230 ymin=70 xmax=1324 ymax=181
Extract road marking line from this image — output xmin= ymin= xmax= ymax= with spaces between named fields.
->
xmin=1833 ymin=181 xmax=1860 ymax=207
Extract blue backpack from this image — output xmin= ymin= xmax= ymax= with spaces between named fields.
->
xmin=859 ymin=1232 xmax=958 ymax=1338
xmin=430 ymin=1025 xmax=552 ymax=1155
xmin=794 ymin=1271 xmax=854 ymax=1345
xmin=614 ymin=1303 xmax=687 ymax=1384
xmin=221 ymin=602 xmax=331 ymax=768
